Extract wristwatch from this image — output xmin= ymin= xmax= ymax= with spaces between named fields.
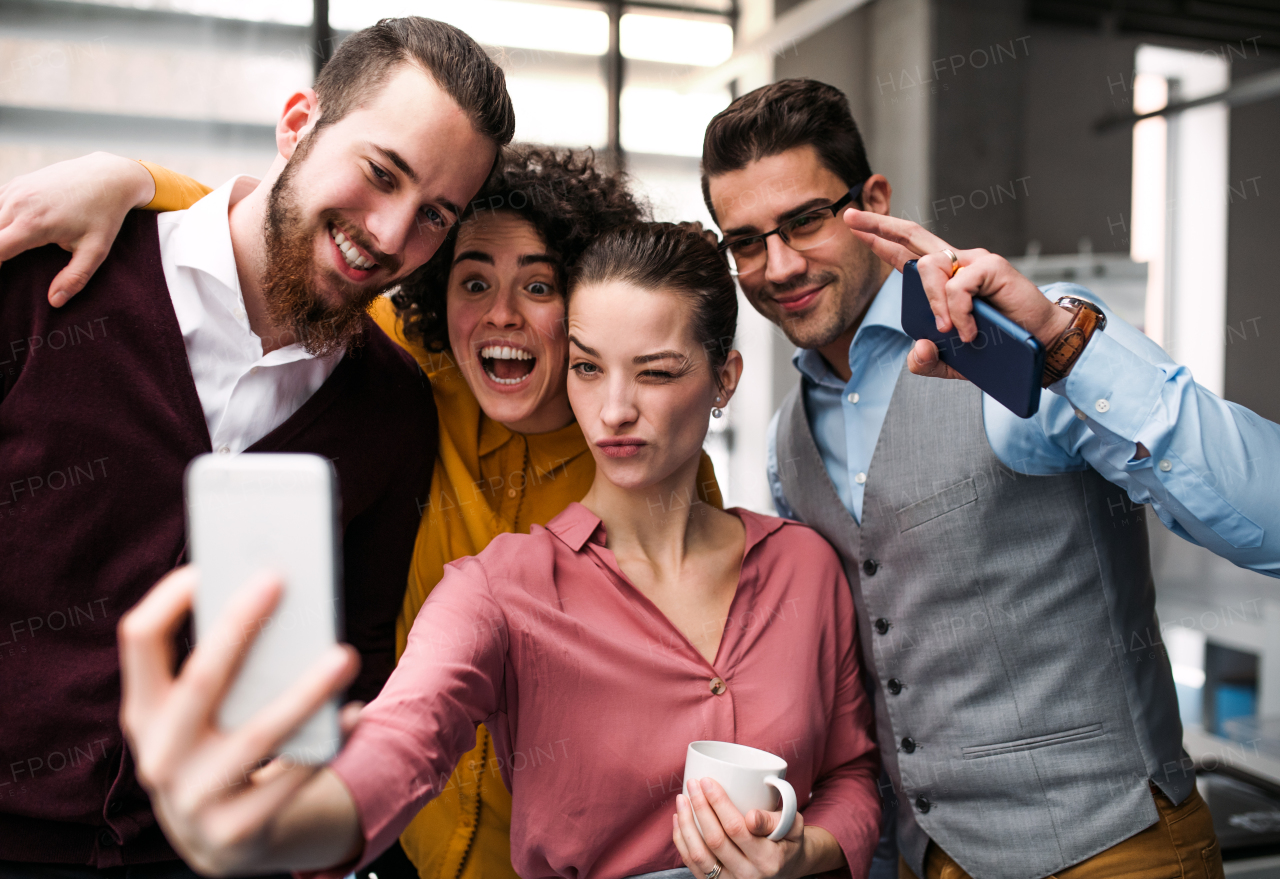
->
xmin=1041 ymin=296 xmax=1106 ymax=387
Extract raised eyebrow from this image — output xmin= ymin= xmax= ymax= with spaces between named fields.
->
xmin=777 ymin=197 xmax=835 ymax=222
xmin=634 ymin=351 xmax=687 ymax=365
xmin=370 ymin=144 xmax=459 ymax=220
xmin=453 ymin=250 xmax=494 ymax=266
xmin=721 ymin=223 xmax=762 ymax=239
xmin=722 ymin=197 xmax=835 ymax=238
xmin=568 ymin=335 xmax=599 ymax=357
xmin=372 ymin=144 xmax=418 ymax=183
xmin=518 ymin=253 xmax=557 ymax=268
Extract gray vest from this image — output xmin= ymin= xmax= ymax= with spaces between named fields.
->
xmin=775 ymin=362 xmax=1188 ymax=879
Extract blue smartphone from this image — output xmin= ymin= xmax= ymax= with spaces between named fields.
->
xmin=900 ymin=259 xmax=1045 ymax=418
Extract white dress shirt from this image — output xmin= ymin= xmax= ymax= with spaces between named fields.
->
xmin=156 ymin=179 xmax=342 ymax=455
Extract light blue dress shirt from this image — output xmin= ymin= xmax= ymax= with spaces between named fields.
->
xmin=766 ymin=270 xmax=1279 ymax=578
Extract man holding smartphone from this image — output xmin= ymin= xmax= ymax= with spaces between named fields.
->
xmin=0 ymin=18 xmax=512 ymax=877
xmin=701 ymin=79 xmax=1275 ymax=879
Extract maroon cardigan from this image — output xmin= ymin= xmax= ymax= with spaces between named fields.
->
xmin=0 ymin=212 xmax=436 ymax=866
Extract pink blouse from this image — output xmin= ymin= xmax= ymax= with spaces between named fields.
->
xmin=329 ymin=503 xmax=880 ymax=879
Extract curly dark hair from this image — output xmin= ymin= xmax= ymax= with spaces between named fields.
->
xmin=391 ymin=146 xmax=647 ymax=351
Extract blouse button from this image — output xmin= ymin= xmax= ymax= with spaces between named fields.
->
xmin=709 ymin=677 xmax=726 ymax=695
xmin=507 ymin=488 xmax=517 ymax=498
xmin=874 ymin=618 xmax=890 ymax=635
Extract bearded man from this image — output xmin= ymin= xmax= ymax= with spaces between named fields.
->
xmin=0 ymin=17 xmax=512 ymax=875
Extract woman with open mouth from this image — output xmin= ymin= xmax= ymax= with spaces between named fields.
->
xmin=1 ymin=147 xmax=723 ymax=879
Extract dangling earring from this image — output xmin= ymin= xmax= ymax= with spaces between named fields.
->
xmin=712 ymin=396 xmax=723 ymax=419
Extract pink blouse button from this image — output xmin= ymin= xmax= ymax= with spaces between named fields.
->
xmin=709 ymin=677 xmax=727 ymax=695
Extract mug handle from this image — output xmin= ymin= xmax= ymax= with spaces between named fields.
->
xmin=764 ymin=776 xmax=797 ymax=841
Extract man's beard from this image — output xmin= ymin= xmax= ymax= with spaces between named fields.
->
xmin=262 ymin=158 xmax=396 ymax=358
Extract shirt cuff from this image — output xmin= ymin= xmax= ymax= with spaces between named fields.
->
xmin=799 ymin=793 xmax=879 ymax=879
xmin=1057 ymin=329 xmax=1167 ymax=451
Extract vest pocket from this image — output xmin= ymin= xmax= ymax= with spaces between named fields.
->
xmin=961 ymin=723 xmax=1104 ymax=759
xmin=895 ymin=478 xmax=978 ymax=532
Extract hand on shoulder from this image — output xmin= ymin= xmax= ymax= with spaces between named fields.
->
xmin=0 ymin=153 xmax=157 ymax=306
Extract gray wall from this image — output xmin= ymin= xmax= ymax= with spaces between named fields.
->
xmin=768 ymin=0 xmax=1280 ymax=419
xmin=1224 ymin=50 xmax=1280 ymax=423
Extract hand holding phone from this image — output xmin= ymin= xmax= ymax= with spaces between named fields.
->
xmin=117 ymin=567 xmax=362 ymax=874
xmin=900 ymin=260 xmax=1045 ymax=417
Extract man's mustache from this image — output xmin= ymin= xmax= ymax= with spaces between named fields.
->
xmin=762 ymin=272 xmax=838 ymax=299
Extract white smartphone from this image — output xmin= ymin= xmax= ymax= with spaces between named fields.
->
xmin=185 ymin=453 xmax=343 ymax=764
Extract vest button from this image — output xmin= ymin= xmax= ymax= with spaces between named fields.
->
xmin=107 ymin=799 xmax=123 ymax=816
xmin=901 ymin=737 xmax=917 ymax=753
xmin=874 ymin=618 xmax=890 ymax=635
xmin=709 ymin=677 xmax=726 ymax=695
xmin=915 ymin=796 xmax=932 ymax=814
xmin=98 ymin=828 xmax=117 ymax=846
xmin=862 ymin=559 xmax=879 ymax=576
xmin=887 ymin=678 xmax=903 ymax=695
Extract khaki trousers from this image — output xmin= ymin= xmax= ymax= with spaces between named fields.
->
xmin=898 ymin=785 xmax=1224 ymax=879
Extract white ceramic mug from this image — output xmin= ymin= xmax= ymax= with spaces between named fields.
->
xmin=682 ymin=741 xmax=798 ymax=842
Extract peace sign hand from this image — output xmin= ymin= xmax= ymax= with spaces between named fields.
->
xmin=841 ymin=209 xmax=1072 ymax=381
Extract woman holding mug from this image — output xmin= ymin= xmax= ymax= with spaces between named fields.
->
xmin=117 ymin=223 xmax=882 ymax=879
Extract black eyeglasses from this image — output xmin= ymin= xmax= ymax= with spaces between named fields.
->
xmin=717 ymin=180 xmax=867 ymax=277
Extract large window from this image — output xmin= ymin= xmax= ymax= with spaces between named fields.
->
xmin=1 ymin=0 xmax=734 ymax=225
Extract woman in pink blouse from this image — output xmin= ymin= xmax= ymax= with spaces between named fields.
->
xmin=118 ymin=224 xmax=881 ymax=879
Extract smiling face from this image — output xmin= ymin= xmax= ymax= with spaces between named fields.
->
xmin=708 ymin=145 xmax=887 ymax=356
xmin=263 ymin=63 xmax=497 ymax=355
xmin=446 ymin=211 xmax=574 ymax=434
xmin=567 ymin=280 xmax=741 ymax=492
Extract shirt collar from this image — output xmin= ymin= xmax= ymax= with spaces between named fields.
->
xmin=165 ymin=178 xmax=246 ymax=304
xmin=546 ymin=502 xmax=787 ymax=554
xmin=476 ymin=413 xmax=590 ymax=467
xmin=791 ymin=269 xmax=906 ymax=387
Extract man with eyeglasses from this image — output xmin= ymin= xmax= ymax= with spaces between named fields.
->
xmin=697 ymin=78 xmax=1268 ymax=879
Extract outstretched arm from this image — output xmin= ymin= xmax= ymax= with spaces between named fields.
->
xmin=0 ymin=154 xmax=212 ymax=306
xmin=844 ymin=208 xmax=1280 ymax=577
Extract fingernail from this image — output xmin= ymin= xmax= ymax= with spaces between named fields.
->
xmin=935 ymin=316 xmax=945 ymax=331
xmin=50 ymin=291 xmax=66 ymax=307
xmin=700 ymin=777 xmax=714 ymax=792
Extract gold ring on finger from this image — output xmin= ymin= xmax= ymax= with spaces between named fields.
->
xmin=942 ymin=248 xmax=960 ymax=278
xmin=705 ymin=863 xmax=723 ymax=879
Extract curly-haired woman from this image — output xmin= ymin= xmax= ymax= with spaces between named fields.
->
xmin=0 ymin=149 xmax=721 ymax=879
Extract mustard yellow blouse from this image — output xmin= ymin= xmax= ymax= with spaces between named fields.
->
xmin=139 ymin=160 xmax=212 ymax=210
xmin=139 ymin=162 xmax=723 ymax=879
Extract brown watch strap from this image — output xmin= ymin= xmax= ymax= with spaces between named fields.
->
xmin=1041 ymin=303 xmax=1101 ymax=387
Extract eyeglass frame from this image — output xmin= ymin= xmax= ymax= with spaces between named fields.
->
xmin=716 ymin=179 xmax=868 ymax=270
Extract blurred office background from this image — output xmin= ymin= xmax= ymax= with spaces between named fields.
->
xmin=3 ymin=0 xmax=1280 ymax=867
